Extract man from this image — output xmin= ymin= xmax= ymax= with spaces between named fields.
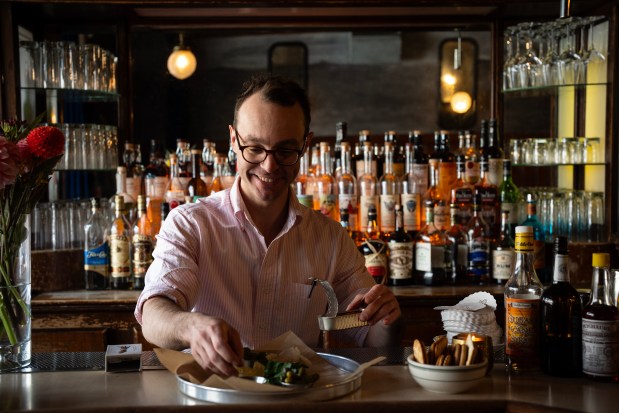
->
xmin=136 ymin=73 xmax=401 ymax=377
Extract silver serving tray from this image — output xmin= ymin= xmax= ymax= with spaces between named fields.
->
xmin=177 ymin=352 xmax=362 ymax=403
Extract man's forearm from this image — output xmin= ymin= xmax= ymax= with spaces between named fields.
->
xmin=141 ymin=297 xmax=192 ymax=349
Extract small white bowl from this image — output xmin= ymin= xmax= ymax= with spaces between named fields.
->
xmin=406 ymin=355 xmax=488 ymax=394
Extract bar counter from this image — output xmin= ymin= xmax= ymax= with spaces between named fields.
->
xmin=1 ymin=360 xmax=616 ymax=413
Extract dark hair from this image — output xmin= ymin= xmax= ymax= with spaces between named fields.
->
xmin=233 ymin=73 xmax=311 ymax=135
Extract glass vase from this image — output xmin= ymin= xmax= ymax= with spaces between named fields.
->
xmin=0 ymin=214 xmax=32 ymax=372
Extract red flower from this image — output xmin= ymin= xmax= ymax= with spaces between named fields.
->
xmin=16 ymin=138 xmax=34 ymax=173
xmin=26 ymin=126 xmax=65 ymax=159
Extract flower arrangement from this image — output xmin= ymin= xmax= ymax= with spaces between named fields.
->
xmin=0 ymin=114 xmax=64 ymax=351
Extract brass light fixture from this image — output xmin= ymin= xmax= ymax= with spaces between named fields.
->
xmin=167 ymin=34 xmax=197 ymax=80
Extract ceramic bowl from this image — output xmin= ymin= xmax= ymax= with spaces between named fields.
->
xmin=406 ymin=355 xmax=487 ymax=394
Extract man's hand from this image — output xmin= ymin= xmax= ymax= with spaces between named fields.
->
xmin=346 ymin=284 xmax=401 ymax=325
xmin=186 ymin=315 xmax=244 ymax=377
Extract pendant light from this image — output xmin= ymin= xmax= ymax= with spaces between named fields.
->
xmin=167 ymin=34 xmax=197 ymax=80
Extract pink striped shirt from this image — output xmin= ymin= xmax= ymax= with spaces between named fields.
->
xmin=135 ymin=177 xmax=374 ymax=348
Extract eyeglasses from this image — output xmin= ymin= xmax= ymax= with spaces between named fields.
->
xmin=234 ymin=128 xmax=307 ymax=166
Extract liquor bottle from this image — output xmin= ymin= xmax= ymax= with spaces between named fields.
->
xmin=313 ymin=142 xmax=338 ymax=220
xmin=437 ymin=131 xmax=457 ymax=202
xmin=450 ymin=153 xmax=474 ymax=226
xmin=475 ymin=156 xmax=500 ymax=238
xmin=132 ymin=195 xmax=154 ymax=290
xmin=582 ymin=253 xmax=619 ymax=381
xmin=492 ymin=210 xmax=515 ymax=285
xmin=374 ymin=142 xmax=384 ymax=182
xmin=222 ymin=147 xmax=237 ymax=190
xmin=165 ymin=154 xmax=187 ymax=209
xmin=505 ymin=225 xmax=544 ymax=373
xmin=294 ymin=150 xmax=315 ymax=208
xmin=356 ymin=130 xmax=375 ymax=179
xmin=463 ymin=130 xmax=481 ymax=185
xmin=447 ymin=203 xmax=468 ymax=285
xmin=358 ymin=142 xmax=380 ymax=233
xmin=378 ymin=141 xmax=399 ymax=236
xmin=210 ymin=154 xmax=226 ymax=195
xmin=109 ymin=195 xmax=133 ymax=290
xmin=485 ymin=118 xmax=505 ymax=187
xmin=175 ymin=138 xmax=192 ymax=187
xmin=83 ymin=197 xmax=110 ymax=290
xmin=422 ymin=162 xmax=449 ymax=231
xmin=201 ymin=139 xmax=215 ymax=189
xmin=400 ymin=143 xmax=421 ymax=236
xmin=414 ymin=200 xmax=454 ymax=286
xmin=388 ymin=204 xmax=413 ymax=285
xmin=358 ymin=206 xmax=387 ymax=284
xmin=333 ymin=121 xmax=346 ymax=179
xmin=385 ymin=131 xmax=405 ymax=178
xmin=466 ymin=194 xmax=491 ymax=285
xmin=499 ymin=160 xmax=521 ymax=236
xmin=186 ymin=148 xmax=209 ymax=202
xmin=521 ymin=193 xmax=547 ymax=284
xmin=144 ymin=139 xmax=169 ymax=235
xmin=337 ymin=142 xmax=359 ymax=240
xmin=123 ymin=142 xmax=143 ymax=202
xmin=408 ymin=130 xmax=429 ymax=195
xmin=110 ymin=166 xmax=136 ymax=225
xmin=540 ymin=236 xmax=582 ymax=377
xmin=428 ymin=130 xmax=442 ymax=169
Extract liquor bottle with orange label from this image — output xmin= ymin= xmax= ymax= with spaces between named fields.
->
xmin=505 ymin=225 xmax=544 ymax=373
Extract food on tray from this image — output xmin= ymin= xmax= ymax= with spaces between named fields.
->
xmin=237 ymin=346 xmax=319 ymax=386
xmin=412 ymin=335 xmax=485 ymax=367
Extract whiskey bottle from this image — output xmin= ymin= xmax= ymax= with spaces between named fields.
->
xmin=505 ymin=225 xmax=544 ymax=373
xmin=475 ymin=156 xmax=500 ymax=238
xmin=109 ymin=195 xmax=133 ymax=290
xmin=582 ymin=253 xmax=619 ymax=381
xmin=447 ymin=203 xmax=468 ymax=285
xmin=540 ymin=236 xmax=582 ymax=377
xmin=408 ymin=130 xmax=429 ymax=195
xmin=485 ymin=118 xmax=505 ymax=187
xmin=499 ymin=160 xmax=521 ymax=237
xmin=337 ymin=142 xmax=359 ymax=239
xmin=186 ymin=148 xmax=209 ymax=202
xmin=466 ymin=194 xmax=491 ymax=285
xmin=400 ymin=142 xmax=421 ymax=236
xmin=378 ymin=141 xmax=399 ymax=236
xmin=414 ymin=200 xmax=454 ymax=286
xmin=492 ymin=210 xmax=515 ymax=285
xmin=358 ymin=142 xmax=379 ymax=233
xmin=358 ymin=206 xmax=387 ymax=284
xmin=450 ymin=152 xmax=474 ymax=226
xmin=388 ymin=204 xmax=413 ymax=285
xmin=294 ymin=150 xmax=315 ymax=208
xmin=165 ymin=154 xmax=187 ymax=209
xmin=84 ymin=198 xmax=109 ymax=290
xmin=132 ymin=195 xmax=153 ymax=290
xmin=313 ymin=141 xmax=338 ymax=221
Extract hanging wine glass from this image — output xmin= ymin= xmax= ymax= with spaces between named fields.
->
xmin=583 ymin=16 xmax=607 ymax=84
xmin=542 ymin=22 xmax=560 ymax=86
xmin=503 ymin=27 xmax=518 ymax=90
xmin=517 ymin=22 xmax=543 ymax=88
xmin=556 ymin=17 xmax=583 ymax=85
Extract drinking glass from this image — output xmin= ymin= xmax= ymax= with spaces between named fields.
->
xmin=542 ymin=23 xmax=561 ymax=86
xmin=517 ymin=22 xmax=544 ymax=88
xmin=19 ymin=41 xmax=41 ymax=88
xmin=583 ymin=16 xmax=607 ymax=84
xmin=586 ymin=191 xmax=605 ymax=242
xmin=503 ymin=28 xmax=518 ymax=90
xmin=49 ymin=201 xmax=68 ymax=250
xmin=557 ymin=18 xmax=583 ymax=85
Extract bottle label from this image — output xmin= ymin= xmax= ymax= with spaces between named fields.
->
xmin=110 ymin=235 xmax=131 ymax=277
xmin=401 ymin=193 xmax=420 ymax=232
xmin=339 ymin=194 xmax=359 ymax=231
xmin=317 ymin=194 xmax=337 ymax=220
xmin=456 ymin=244 xmax=468 ymax=267
xmin=553 ymin=255 xmax=569 ymax=283
xmin=359 ymin=195 xmax=378 ymax=232
xmin=433 ymin=204 xmax=449 ymax=230
xmin=582 ymin=318 xmax=619 ymax=376
xmin=84 ymin=242 xmax=109 ymax=277
xmin=468 ymin=238 xmax=489 ymax=276
xmin=146 ymin=176 xmax=168 ymax=200
xmin=297 ymin=194 xmax=314 ymax=209
xmin=415 ymin=242 xmax=432 ymax=272
xmin=502 ymin=202 xmax=518 ymax=226
xmin=515 ymin=232 xmax=534 ymax=253
xmin=380 ymin=194 xmax=398 ymax=232
xmin=126 ymin=177 xmax=142 ymax=203
xmin=492 ymin=249 xmax=514 ymax=280
xmin=487 ymin=158 xmax=504 ymax=187
xmin=363 ymin=242 xmax=387 ymax=280
xmin=505 ymin=296 xmax=540 ymax=357
xmin=438 ymin=162 xmax=457 ymax=199
xmin=411 ymin=164 xmax=429 ymax=194
xmin=478 ymin=187 xmax=499 ymax=230
xmin=388 ymin=241 xmax=413 ymax=279
xmin=465 ymin=160 xmax=480 ymax=184
xmin=132 ymin=234 xmax=153 ymax=278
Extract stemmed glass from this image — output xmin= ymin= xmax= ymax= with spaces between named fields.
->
xmin=556 ymin=17 xmax=583 ymax=85
xmin=583 ymin=16 xmax=607 ymax=83
xmin=542 ymin=22 xmax=560 ymax=86
xmin=517 ymin=22 xmax=544 ymax=88
xmin=503 ymin=28 xmax=518 ymax=90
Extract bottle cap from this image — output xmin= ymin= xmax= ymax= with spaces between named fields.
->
xmin=515 ymin=225 xmax=533 ymax=234
xmin=592 ymin=252 xmax=610 ymax=268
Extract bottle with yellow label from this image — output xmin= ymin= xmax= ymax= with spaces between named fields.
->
xmin=504 ymin=225 xmax=543 ymax=373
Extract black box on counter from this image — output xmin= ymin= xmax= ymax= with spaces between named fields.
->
xmin=105 ymin=344 xmax=142 ymax=372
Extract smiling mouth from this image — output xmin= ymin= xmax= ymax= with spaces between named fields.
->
xmin=257 ymin=175 xmax=275 ymax=183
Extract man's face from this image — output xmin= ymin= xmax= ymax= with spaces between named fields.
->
xmin=230 ymin=93 xmax=311 ymax=208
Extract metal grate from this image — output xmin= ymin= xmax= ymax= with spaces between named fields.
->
xmin=18 ymin=351 xmax=163 ymax=372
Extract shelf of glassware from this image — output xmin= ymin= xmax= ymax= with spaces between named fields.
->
xmin=502 ymin=82 xmax=608 ymax=95
xmin=21 ymin=87 xmax=120 ymax=103
xmin=512 ymin=162 xmax=606 ymax=167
